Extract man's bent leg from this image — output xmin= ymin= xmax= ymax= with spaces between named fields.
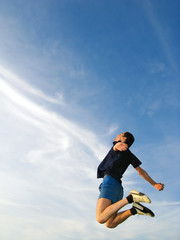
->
xmin=96 ymin=198 xmax=112 ymax=224
xmin=105 ymin=209 xmax=132 ymax=228
xmin=96 ymin=197 xmax=129 ymax=224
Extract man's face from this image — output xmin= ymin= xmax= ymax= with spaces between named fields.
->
xmin=114 ymin=132 xmax=127 ymax=143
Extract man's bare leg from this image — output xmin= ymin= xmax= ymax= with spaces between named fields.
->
xmin=96 ymin=197 xmax=130 ymax=224
xmin=105 ymin=209 xmax=132 ymax=228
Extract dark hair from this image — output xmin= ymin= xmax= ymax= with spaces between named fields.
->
xmin=124 ymin=132 xmax=135 ymax=147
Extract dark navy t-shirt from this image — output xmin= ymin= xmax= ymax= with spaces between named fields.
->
xmin=97 ymin=142 xmax=142 ymax=183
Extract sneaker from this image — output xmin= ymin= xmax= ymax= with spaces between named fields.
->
xmin=130 ymin=189 xmax=151 ymax=203
xmin=133 ymin=202 xmax=155 ymax=217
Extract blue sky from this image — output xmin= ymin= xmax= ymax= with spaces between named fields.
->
xmin=0 ymin=0 xmax=179 ymax=239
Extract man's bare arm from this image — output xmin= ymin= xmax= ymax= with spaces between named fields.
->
xmin=136 ymin=166 xmax=164 ymax=191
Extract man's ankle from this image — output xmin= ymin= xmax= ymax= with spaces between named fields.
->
xmin=130 ymin=207 xmax=137 ymax=215
xmin=126 ymin=194 xmax=133 ymax=203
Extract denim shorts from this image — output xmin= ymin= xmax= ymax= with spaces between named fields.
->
xmin=98 ymin=175 xmax=124 ymax=204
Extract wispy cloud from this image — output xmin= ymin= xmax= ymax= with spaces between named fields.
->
xmin=153 ymin=201 xmax=180 ymax=206
xmin=0 ymin=1 xmax=179 ymax=239
xmin=143 ymin=0 xmax=178 ymax=73
xmin=1 ymin=65 xmax=180 ymax=239
xmin=0 ymin=65 xmax=64 ymax=104
xmin=0 ymin=65 xmax=106 ymax=158
xmin=0 ymin=65 xmax=109 ymax=239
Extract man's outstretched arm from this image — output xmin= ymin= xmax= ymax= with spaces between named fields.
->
xmin=135 ymin=166 xmax=164 ymax=191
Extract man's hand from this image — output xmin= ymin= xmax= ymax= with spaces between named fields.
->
xmin=154 ymin=183 xmax=164 ymax=191
xmin=113 ymin=142 xmax=128 ymax=152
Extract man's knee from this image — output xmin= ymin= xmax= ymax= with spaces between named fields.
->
xmin=97 ymin=215 xmax=117 ymax=228
xmin=105 ymin=221 xmax=117 ymax=228
xmin=97 ymin=216 xmax=117 ymax=228
xmin=96 ymin=215 xmax=106 ymax=224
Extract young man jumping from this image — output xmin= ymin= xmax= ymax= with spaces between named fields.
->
xmin=96 ymin=132 xmax=164 ymax=228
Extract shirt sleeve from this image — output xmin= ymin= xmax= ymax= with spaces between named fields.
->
xmin=129 ymin=151 xmax=142 ymax=168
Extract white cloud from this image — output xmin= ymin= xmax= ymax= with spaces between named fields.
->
xmin=0 ymin=2 xmax=179 ymax=239
xmin=149 ymin=61 xmax=166 ymax=74
xmin=154 ymin=201 xmax=180 ymax=206
xmin=143 ymin=0 xmax=178 ymax=73
xmin=0 ymin=65 xmax=108 ymax=239
xmin=0 ymin=63 xmax=179 ymax=239
xmin=0 ymin=65 xmax=63 ymax=104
